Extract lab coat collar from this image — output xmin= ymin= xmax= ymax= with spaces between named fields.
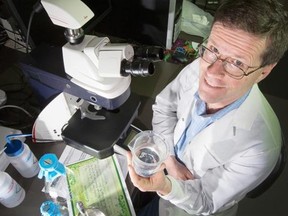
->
xmin=194 ymin=84 xmax=261 ymax=136
xmin=175 ymin=84 xmax=262 ymax=163
xmin=174 ymin=84 xmax=260 ymax=141
xmin=230 ymin=84 xmax=261 ymax=130
xmin=191 ymin=84 xmax=262 ymax=163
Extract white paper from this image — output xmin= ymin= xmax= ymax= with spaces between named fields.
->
xmin=57 ymin=145 xmax=132 ymax=216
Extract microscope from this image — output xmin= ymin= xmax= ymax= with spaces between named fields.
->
xmin=26 ymin=0 xmax=162 ymax=158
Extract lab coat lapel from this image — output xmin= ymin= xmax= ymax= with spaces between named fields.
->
xmin=186 ymin=85 xmax=260 ymax=163
xmin=174 ymin=98 xmax=195 ymax=145
xmin=189 ymin=110 xmax=239 ymax=163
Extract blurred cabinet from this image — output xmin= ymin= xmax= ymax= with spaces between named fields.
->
xmin=96 ymin=0 xmax=183 ymax=49
xmin=191 ymin=0 xmax=220 ymax=14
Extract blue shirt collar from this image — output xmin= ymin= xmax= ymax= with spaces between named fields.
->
xmin=194 ymin=90 xmax=250 ymax=121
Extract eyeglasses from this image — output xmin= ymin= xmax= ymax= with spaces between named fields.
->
xmin=198 ymin=44 xmax=262 ymax=80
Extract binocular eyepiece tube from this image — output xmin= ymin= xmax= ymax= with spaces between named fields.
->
xmin=133 ymin=46 xmax=164 ymax=60
xmin=121 ymin=59 xmax=155 ymax=77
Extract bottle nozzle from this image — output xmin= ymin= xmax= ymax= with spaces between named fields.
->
xmin=5 ymin=133 xmax=32 ymax=144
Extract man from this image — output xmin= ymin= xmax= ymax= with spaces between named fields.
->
xmin=127 ymin=0 xmax=288 ymax=215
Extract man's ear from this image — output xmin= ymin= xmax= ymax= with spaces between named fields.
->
xmin=255 ymin=63 xmax=277 ymax=83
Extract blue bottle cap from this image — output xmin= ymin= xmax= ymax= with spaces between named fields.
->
xmin=4 ymin=139 xmax=24 ymax=157
xmin=38 ymin=153 xmax=66 ymax=182
xmin=40 ymin=200 xmax=61 ymax=216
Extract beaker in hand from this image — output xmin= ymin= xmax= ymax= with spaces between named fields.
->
xmin=128 ymin=131 xmax=168 ymax=177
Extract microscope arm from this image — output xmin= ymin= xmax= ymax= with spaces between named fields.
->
xmin=40 ymin=0 xmax=153 ymax=107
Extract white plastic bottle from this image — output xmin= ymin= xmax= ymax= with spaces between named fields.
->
xmin=0 ymin=171 xmax=26 ymax=208
xmin=4 ymin=139 xmax=40 ymax=178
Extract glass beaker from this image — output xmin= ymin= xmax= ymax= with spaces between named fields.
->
xmin=128 ymin=130 xmax=168 ymax=177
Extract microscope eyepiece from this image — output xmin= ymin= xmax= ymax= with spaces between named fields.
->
xmin=121 ymin=59 xmax=155 ymax=77
xmin=133 ymin=46 xmax=164 ymax=60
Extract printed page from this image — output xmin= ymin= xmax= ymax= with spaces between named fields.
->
xmin=66 ymin=156 xmax=135 ymax=216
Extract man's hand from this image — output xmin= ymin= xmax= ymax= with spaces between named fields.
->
xmin=127 ymin=151 xmax=172 ymax=196
xmin=164 ymin=155 xmax=194 ymax=180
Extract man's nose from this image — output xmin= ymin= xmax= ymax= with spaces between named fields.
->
xmin=207 ymin=59 xmax=226 ymax=77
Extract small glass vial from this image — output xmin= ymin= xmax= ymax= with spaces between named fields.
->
xmin=0 ymin=171 xmax=25 ymax=208
xmin=4 ymin=139 xmax=40 ymax=178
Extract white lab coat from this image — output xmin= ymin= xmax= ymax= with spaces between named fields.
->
xmin=152 ymin=58 xmax=282 ymax=215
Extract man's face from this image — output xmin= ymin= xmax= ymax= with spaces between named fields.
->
xmin=198 ymin=22 xmax=271 ymax=112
